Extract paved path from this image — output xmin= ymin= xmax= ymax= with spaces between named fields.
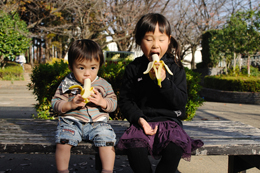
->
xmin=193 ymin=102 xmax=260 ymax=129
xmin=0 ymin=73 xmax=259 ymax=173
xmin=0 ymin=73 xmax=37 ymax=118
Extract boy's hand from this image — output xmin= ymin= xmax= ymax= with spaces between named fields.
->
xmin=61 ymin=94 xmax=85 ymax=113
xmin=138 ymin=117 xmax=158 ymax=136
xmin=88 ymin=88 xmax=107 ymax=109
xmin=70 ymin=94 xmax=86 ymax=109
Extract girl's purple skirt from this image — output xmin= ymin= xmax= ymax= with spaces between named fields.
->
xmin=116 ymin=121 xmax=204 ymax=161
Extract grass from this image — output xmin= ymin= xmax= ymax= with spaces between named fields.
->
xmin=0 ymin=61 xmax=24 ymax=81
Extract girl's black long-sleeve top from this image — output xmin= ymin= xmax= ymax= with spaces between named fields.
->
xmin=119 ymin=54 xmax=188 ymax=127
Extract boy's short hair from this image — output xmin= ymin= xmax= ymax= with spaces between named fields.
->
xmin=68 ymin=39 xmax=104 ymax=69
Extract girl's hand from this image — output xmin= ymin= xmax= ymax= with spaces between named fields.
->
xmin=138 ymin=117 xmax=158 ymax=136
xmin=88 ymin=88 xmax=107 ymax=109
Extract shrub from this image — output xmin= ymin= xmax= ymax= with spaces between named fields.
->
xmin=228 ymin=65 xmax=242 ymax=76
xmin=185 ymin=68 xmax=204 ymax=121
xmin=29 ymin=59 xmax=204 ymax=120
xmin=204 ymin=75 xmax=260 ymax=92
xmin=241 ymin=66 xmax=260 ymax=77
xmin=28 ymin=60 xmax=70 ymax=119
xmin=46 ymin=57 xmax=68 ymax=64
xmin=98 ymin=59 xmax=132 ymax=120
xmin=228 ymin=66 xmax=260 ymax=77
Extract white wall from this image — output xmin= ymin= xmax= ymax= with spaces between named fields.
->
xmin=107 ymin=41 xmax=143 ymax=58
xmin=182 ymin=47 xmax=202 ymax=69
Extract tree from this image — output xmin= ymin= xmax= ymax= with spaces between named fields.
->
xmin=208 ymin=9 xmax=260 ymax=76
xmin=208 ymin=28 xmax=235 ymax=74
xmin=0 ymin=10 xmax=31 ymax=68
xmin=16 ymin=0 xmax=172 ymax=56
xmin=17 ymin=0 xmax=74 ymax=62
xmin=235 ymin=10 xmax=260 ymax=77
xmin=103 ymin=0 xmax=171 ymax=51
xmin=166 ymin=0 xmax=259 ymax=69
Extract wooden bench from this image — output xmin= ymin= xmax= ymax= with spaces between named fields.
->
xmin=1 ymin=118 xmax=260 ymax=173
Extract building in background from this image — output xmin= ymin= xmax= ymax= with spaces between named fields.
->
xmin=107 ymin=41 xmax=202 ymax=69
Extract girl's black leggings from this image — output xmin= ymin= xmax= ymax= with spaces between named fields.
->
xmin=126 ymin=142 xmax=183 ymax=173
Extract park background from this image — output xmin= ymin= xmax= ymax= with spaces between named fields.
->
xmin=0 ymin=0 xmax=260 ymax=120
xmin=0 ymin=1 xmax=260 ymax=173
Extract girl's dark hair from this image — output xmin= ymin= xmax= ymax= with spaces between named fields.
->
xmin=134 ymin=13 xmax=182 ymax=67
xmin=68 ymin=39 xmax=104 ymax=69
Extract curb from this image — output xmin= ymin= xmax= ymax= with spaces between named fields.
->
xmin=200 ymin=88 xmax=260 ymax=105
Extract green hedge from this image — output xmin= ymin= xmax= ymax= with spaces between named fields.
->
xmin=28 ymin=59 xmax=204 ymax=120
xmin=98 ymin=60 xmax=131 ymax=120
xmin=204 ymin=75 xmax=260 ymax=92
xmin=28 ymin=60 xmax=70 ymax=119
xmin=185 ymin=67 xmax=204 ymax=121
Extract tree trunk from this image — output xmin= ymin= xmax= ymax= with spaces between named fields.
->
xmin=191 ymin=45 xmax=196 ymax=69
xmin=233 ymin=52 xmax=236 ymax=75
xmin=30 ymin=44 xmax=34 ymax=68
xmin=0 ymin=55 xmax=5 ymax=69
xmin=58 ymin=37 xmax=62 ymax=59
xmin=238 ymin=54 xmax=242 ymax=72
xmin=34 ymin=46 xmax=37 ymax=64
xmin=225 ymin=61 xmax=228 ymax=74
xmin=247 ymin=54 xmax=250 ymax=77
xmin=38 ymin=46 xmax=42 ymax=64
xmin=45 ymin=37 xmax=50 ymax=62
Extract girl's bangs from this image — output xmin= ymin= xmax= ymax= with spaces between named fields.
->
xmin=147 ymin=18 xmax=167 ymax=34
xmin=158 ymin=21 xmax=167 ymax=34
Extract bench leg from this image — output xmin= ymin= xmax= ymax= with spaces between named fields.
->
xmin=228 ymin=155 xmax=260 ymax=173
xmin=95 ymin=152 xmax=102 ymax=171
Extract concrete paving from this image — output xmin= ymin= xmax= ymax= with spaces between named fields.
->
xmin=0 ymin=73 xmax=260 ymax=173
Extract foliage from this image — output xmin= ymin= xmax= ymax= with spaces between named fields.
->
xmin=98 ymin=59 xmax=132 ymax=120
xmin=46 ymin=57 xmax=68 ymax=64
xmin=228 ymin=66 xmax=260 ymax=77
xmin=204 ymin=72 xmax=260 ymax=92
xmin=28 ymin=60 xmax=70 ymax=119
xmin=29 ymin=57 xmax=204 ymax=121
xmin=0 ymin=61 xmax=24 ymax=80
xmin=241 ymin=66 xmax=260 ymax=77
xmin=206 ymin=9 xmax=260 ymax=76
xmin=184 ymin=68 xmax=204 ymax=121
xmin=105 ymin=51 xmax=135 ymax=61
xmin=0 ymin=11 xmax=31 ymax=67
xmin=201 ymin=31 xmax=220 ymax=68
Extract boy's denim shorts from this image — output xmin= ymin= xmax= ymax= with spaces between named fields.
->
xmin=55 ymin=117 xmax=116 ymax=147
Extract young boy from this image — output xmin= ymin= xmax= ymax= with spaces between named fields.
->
xmin=51 ymin=39 xmax=117 ymax=173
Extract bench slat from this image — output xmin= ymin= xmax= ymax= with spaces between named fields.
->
xmin=1 ymin=119 xmax=260 ymax=156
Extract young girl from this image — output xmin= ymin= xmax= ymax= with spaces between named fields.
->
xmin=117 ymin=13 xmax=204 ymax=173
xmin=51 ymin=39 xmax=117 ymax=173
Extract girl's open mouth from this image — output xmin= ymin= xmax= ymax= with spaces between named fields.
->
xmin=150 ymin=52 xmax=160 ymax=59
